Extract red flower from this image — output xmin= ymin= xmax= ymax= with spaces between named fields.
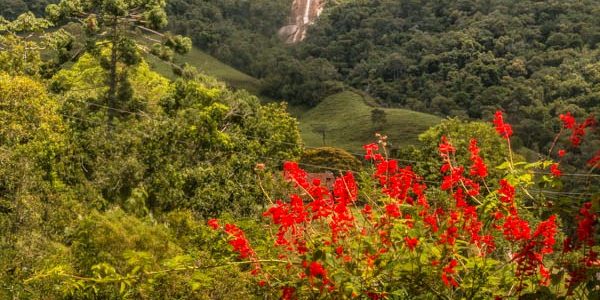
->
xmin=588 ymin=149 xmax=600 ymax=168
xmin=549 ymin=163 xmax=562 ymax=177
xmin=438 ymin=136 xmax=456 ymax=157
xmin=283 ymin=161 xmax=310 ymax=189
xmin=385 ymin=203 xmax=401 ymax=218
xmin=224 ymin=224 xmax=256 ymax=259
xmin=442 ymin=273 xmax=459 ymax=288
xmin=468 ymin=139 xmax=488 ymax=178
xmin=560 ymin=112 xmax=576 ymax=129
xmin=512 ymin=215 xmax=557 ymax=288
xmin=364 ymin=143 xmax=383 ymax=161
xmin=498 ymin=179 xmax=515 ymax=205
xmin=533 ymin=215 xmax=558 ymax=255
xmin=404 ymin=236 xmax=418 ymax=251
xmin=207 ymin=218 xmax=219 ymax=230
xmin=558 ymin=149 xmax=567 ymax=158
xmin=502 ymin=214 xmax=531 ymax=241
xmin=539 ymin=265 xmax=550 ymax=286
xmin=362 ymin=204 xmax=373 ymax=217
xmin=562 ymin=114 xmax=597 ymax=148
xmin=493 ymin=111 xmax=513 ymax=140
xmin=577 ymin=202 xmax=597 ymax=247
xmin=308 ymin=261 xmax=329 ymax=284
xmin=442 ymin=259 xmax=459 ymax=287
xmin=281 ymin=286 xmax=296 ymax=300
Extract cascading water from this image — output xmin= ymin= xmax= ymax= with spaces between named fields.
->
xmin=278 ymin=0 xmax=324 ymax=44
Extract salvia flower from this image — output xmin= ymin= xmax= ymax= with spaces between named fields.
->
xmin=468 ymin=139 xmax=488 ymax=178
xmin=560 ymin=112 xmax=576 ymax=129
xmin=404 ymin=236 xmax=419 ymax=251
xmin=207 ymin=218 xmax=219 ymax=230
xmin=550 ymin=163 xmax=562 ymax=177
xmin=493 ymin=111 xmax=513 ymax=140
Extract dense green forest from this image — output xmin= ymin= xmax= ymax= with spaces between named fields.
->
xmin=0 ymin=0 xmax=599 ymax=299
xmin=160 ymin=0 xmax=600 ymax=155
xmin=299 ymin=0 xmax=600 ymax=150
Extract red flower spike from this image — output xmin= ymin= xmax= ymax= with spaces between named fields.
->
xmin=469 ymin=139 xmax=488 ymax=178
xmin=577 ymin=202 xmax=597 ymax=247
xmin=493 ymin=111 xmax=513 ymax=140
xmin=560 ymin=112 xmax=576 ymax=129
xmin=385 ymin=203 xmax=401 ymax=218
xmin=562 ymin=114 xmax=597 ymax=148
xmin=502 ymin=214 xmax=531 ymax=241
xmin=588 ymin=149 xmax=600 ymax=168
xmin=498 ymin=179 xmax=515 ymax=205
xmin=224 ymin=223 xmax=256 ymax=259
xmin=281 ymin=286 xmax=296 ymax=300
xmin=207 ymin=218 xmax=219 ymax=230
xmin=404 ymin=236 xmax=419 ymax=251
xmin=283 ymin=161 xmax=310 ymax=189
xmin=309 ymin=261 xmax=327 ymax=278
xmin=550 ymin=163 xmax=562 ymax=177
xmin=438 ymin=136 xmax=456 ymax=157
xmin=539 ymin=265 xmax=550 ymax=286
xmin=442 ymin=259 xmax=459 ymax=287
xmin=364 ymin=143 xmax=383 ymax=161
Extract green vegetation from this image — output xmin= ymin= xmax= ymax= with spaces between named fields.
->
xmin=163 ymin=0 xmax=600 ymax=160
xmin=297 ymin=0 xmax=600 ymax=153
xmin=298 ymin=90 xmax=441 ymax=152
xmin=146 ymin=47 xmax=262 ymax=95
xmin=300 ymin=146 xmax=362 ymax=173
xmin=0 ymin=8 xmax=302 ymax=298
xmin=0 ymin=1 xmax=599 ymax=299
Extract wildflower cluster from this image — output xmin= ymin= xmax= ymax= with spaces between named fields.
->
xmin=548 ymin=112 xmax=598 ymax=178
xmin=559 ymin=112 xmax=597 ymax=147
xmin=211 ymin=111 xmax=599 ymax=299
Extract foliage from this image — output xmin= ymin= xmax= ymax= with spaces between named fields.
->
xmin=0 ymin=12 xmax=73 ymax=77
xmin=297 ymin=0 xmax=600 ymax=154
xmin=300 ymin=147 xmax=362 ymax=173
xmin=208 ymin=112 xmax=600 ymax=299
xmin=298 ymin=91 xmax=441 ymax=152
xmin=46 ymin=0 xmax=191 ymax=123
xmin=0 ymin=12 xmax=303 ymax=296
xmin=398 ymin=118 xmax=511 ymax=183
xmin=2 ymin=2 xmax=600 ymax=299
xmin=0 ymin=73 xmax=81 ymax=299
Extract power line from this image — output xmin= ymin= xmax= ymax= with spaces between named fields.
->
xmin=51 ymin=110 xmax=600 ymax=198
xmin=56 ymin=96 xmax=600 ymax=179
xmin=51 ymin=88 xmax=600 ymax=179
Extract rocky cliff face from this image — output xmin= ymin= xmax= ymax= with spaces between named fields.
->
xmin=278 ymin=0 xmax=324 ymax=44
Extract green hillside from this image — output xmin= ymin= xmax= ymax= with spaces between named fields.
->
xmin=298 ymin=90 xmax=441 ymax=153
xmin=144 ymin=47 xmax=441 ymax=152
xmin=146 ymin=47 xmax=262 ymax=95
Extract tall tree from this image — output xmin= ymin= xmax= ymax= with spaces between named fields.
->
xmin=46 ymin=0 xmax=191 ymax=123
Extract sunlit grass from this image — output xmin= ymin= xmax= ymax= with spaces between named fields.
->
xmin=297 ymin=90 xmax=441 ymax=153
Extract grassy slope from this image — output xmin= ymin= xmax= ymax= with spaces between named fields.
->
xmin=297 ymin=90 xmax=442 ymax=153
xmin=145 ymin=47 xmax=441 ymax=152
xmin=145 ymin=47 xmax=262 ymax=95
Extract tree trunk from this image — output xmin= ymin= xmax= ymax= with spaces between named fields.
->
xmin=107 ymin=17 xmax=118 ymax=125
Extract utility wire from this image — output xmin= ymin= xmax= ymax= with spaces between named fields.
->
xmin=52 ymin=110 xmax=599 ymax=198
xmin=58 ymin=96 xmax=600 ymax=179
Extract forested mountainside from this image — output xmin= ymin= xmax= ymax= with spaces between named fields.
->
xmin=162 ymin=0 xmax=600 ymax=155
xmin=0 ymin=1 xmax=599 ymax=299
